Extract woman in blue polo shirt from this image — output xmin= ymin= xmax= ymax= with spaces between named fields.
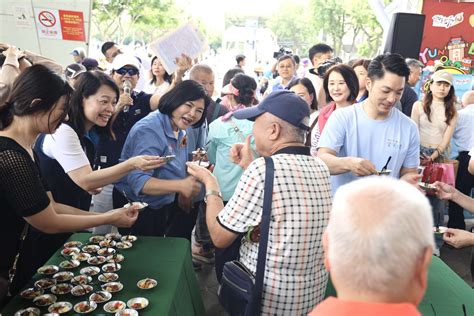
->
xmin=115 ymin=80 xmax=210 ymax=239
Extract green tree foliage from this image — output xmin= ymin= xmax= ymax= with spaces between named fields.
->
xmin=265 ymin=3 xmax=318 ymax=57
xmin=92 ymin=0 xmax=183 ymax=43
xmin=309 ymin=0 xmax=383 ymax=57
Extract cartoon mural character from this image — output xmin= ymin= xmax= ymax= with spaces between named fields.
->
xmin=446 ymin=37 xmax=468 ymax=62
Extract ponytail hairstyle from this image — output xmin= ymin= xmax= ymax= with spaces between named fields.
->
xmin=0 ymin=64 xmax=72 ymax=131
xmin=231 ymin=74 xmax=257 ymax=106
xmin=422 ymin=80 xmax=456 ymax=124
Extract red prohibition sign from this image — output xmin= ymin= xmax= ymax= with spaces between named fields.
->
xmin=38 ymin=11 xmax=56 ymax=27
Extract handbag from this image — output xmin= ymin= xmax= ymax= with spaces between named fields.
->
xmin=218 ymin=156 xmax=274 ymax=316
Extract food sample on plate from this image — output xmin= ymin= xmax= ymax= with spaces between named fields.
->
xmin=52 ymin=271 xmax=74 ymax=282
xmin=137 ymin=278 xmax=157 ymax=289
xmin=34 ymin=278 xmax=56 ymax=289
xmin=71 ymin=284 xmax=93 ymax=296
xmin=14 ymin=307 xmax=40 ymax=316
xmin=121 ymin=235 xmax=137 ymax=242
xmin=376 ymin=169 xmax=392 ymax=175
xmin=101 ymin=281 xmax=123 ymax=293
xmin=59 ymin=259 xmax=80 ymax=269
xmin=89 ymin=235 xmax=106 ymax=244
xmin=105 ymin=233 xmax=122 ymax=241
xmin=116 ymin=241 xmax=132 ymax=249
xmin=104 ymin=300 xmax=126 ymax=313
xmin=98 ymin=272 xmax=119 ymax=283
xmin=98 ymin=247 xmax=116 ymax=256
xmin=124 ymin=201 xmax=148 ymax=211
xmin=20 ymin=287 xmax=44 ymax=299
xmin=433 ymin=226 xmax=448 ymax=234
xmin=419 ymin=182 xmax=437 ymax=193
xmin=71 ymin=274 xmax=92 ymax=285
xmin=33 ymin=294 xmax=57 ymax=306
xmin=61 ymin=247 xmax=80 ymax=256
xmin=99 ymin=239 xmax=116 ymax=248
xmin=80 ymin=266 xmax=101 ymax=276
xmin=48 ymin=301 xmax=73 ymax=314
xmin=82 ymin=244 xmax=100 ymax=254
xmin=107 ymin=253 xmax=125 ymax=263
xmin=89 ymin=290 xmax=112 ymax=303
xmin=37 ymin=265 xmax=59 ymax=275
xmin=73 ymin=300 xmax=97 ymax=314
xmin=64 ymin=241 xmax=83 ymax=248
xmin=115 ymin=308 xmax=139 ymax=316
xmin=72 ymin=252 xmax=91 ymax=262
xmin=127 ymin=297 xmax=149 ymax=310
xmin=87 ymin=255 xmax=106 ymax=265
xmin=102 ymin=263 xmax=121 ymax=272
xmin=50 ymin=283 xmax=73 ymax=295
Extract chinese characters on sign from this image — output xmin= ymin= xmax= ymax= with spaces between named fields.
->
xmin=34 ymin=8 xmax=85 ymax=41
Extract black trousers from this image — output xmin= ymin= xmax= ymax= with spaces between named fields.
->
xmin=447 ymin=151 xmax=474 ymax=229
xmin=112 ymin=187 xmax=198 ymax=241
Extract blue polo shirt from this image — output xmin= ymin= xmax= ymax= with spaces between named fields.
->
xmin=115 ymin=111 xmax=188 ymax=209
xmin=95 ymin=91 xmax=152 ymax=168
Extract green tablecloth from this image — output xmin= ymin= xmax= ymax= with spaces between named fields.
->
xmin=325 ymin=256 xmax=474 ymax=315
xmin=1 ymin=233 xmax=205 ymax=316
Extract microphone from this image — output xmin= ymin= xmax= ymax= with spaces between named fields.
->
xmin=123 ymin=80 xmax=132 ymax=112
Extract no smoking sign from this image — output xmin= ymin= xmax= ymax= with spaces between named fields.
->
xmin=38 ymin=10 xmax=56 ymax=27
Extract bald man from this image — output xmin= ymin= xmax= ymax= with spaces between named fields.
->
xmin=309 ymin=177 xmax=433 ymax=316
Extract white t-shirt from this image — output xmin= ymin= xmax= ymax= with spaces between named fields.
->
xmin=42 ymin=124 xmax=90 ymax=173
xmin=318 ymin=103 xmax=420 ymax=193
xmin=143 ymin=80 xmax=170 ymax=95
xmin=469 ymin=147 xmax=474 ymax=157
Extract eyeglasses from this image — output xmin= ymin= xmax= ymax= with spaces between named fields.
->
xmin=116 ymin=67 xmax=139 ymax=76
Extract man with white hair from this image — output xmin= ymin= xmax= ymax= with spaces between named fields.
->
xmin=309 ymin=177 xmax=434 ymax=315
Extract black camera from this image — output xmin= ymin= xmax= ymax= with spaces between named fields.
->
xmin=315 ymin=57 xmax=342 ymax=78
xmin=273 ymin=47 xmax=293 ymax=59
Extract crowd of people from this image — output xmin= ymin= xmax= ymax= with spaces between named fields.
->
xmin=0 ymin=38 xmax=473 ymax=315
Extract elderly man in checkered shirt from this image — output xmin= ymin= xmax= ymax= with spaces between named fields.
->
xmin=188 ymin=90 xmax=332 ymax=315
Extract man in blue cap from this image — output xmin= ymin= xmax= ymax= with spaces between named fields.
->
xmin=187 ymin=90 xmax=332 ymax=314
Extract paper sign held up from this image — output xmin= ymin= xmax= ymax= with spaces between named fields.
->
xmin=149 ymin=22 xmax=208 ymax=74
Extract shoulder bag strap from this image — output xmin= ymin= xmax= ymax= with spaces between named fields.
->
xmin=305 ymin=116 xmax=319 ymax=147
xmin=228 ymin=117 xmax=246 ymax=142
xmin=253 ymin=156 xmax=274 ymax=315
xmin=7 ymin=223 xmax=29 ymax=293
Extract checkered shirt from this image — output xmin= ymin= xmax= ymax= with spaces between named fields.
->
xmin=218 ymin=153 xmax=332 ymax=315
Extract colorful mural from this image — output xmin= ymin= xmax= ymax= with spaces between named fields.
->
xmin=420 ymin=0 xmax=474 ymax=74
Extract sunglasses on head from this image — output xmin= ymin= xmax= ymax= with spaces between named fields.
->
xmin=116 ymin=67 xmax=139 ymax=76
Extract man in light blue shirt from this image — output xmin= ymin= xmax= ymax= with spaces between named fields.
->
xmin=318 ymin=53 xmax=420 ymax=194
xmin=448 ymin=91 xmax=474 ymax=229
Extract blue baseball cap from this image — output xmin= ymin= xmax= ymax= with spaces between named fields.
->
xmin=233 ymin=90 xmax=310 ymax=130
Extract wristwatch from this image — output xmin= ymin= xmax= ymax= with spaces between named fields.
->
xmin=204 ymin=190 xmax=223 ymax=203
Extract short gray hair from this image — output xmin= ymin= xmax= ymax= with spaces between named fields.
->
xmin=405 ymin=58 xmax=423 ymax=69
xmin=189 ymin=64 xmax=214 ymax=80
xmin=327 ymin=177 xmax=434 ymax=296
xmin=277 ymin=118 xmax=306 ymax=143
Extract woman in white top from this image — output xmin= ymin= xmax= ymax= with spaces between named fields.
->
xmin=411 ymin=70 xmax=457 ymax=164
xmin=411 ymin=70 xmax=457 ymax=245
xmin=28 ymin=71 xmax=165 ymax=280
xmin=143 ymin=56 xmax=172 ymax=95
